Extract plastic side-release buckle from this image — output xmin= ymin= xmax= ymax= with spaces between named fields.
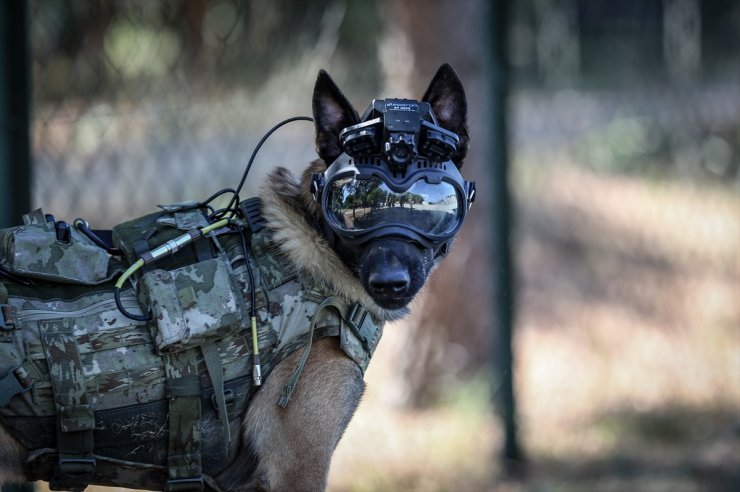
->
xmin=0 ymin=304 xmax=17 ymax=330
xmin=0 ymin=304 xmax=18 ymax=342
xmin=0 ymin=365 xmax=33 ymax=407
xmin=210 ymin=388 xmax=235 ymax=411
xmin=50 ymin=457 xmax=96 ymax=492
xmin=166 ymin=477 xmax=205 ymax=492
xmin=58 ymin=457 xmax=96 ymax=476
xmin=347 ymin=303 xmax=376 ymax=353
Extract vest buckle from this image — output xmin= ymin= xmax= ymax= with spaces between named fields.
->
xmin=166 ymin=477 xmax=205 ymax=492
xmin=57 ymin=457 xmax=96 ymax=476
xmin=50 ymin=457 xmax=96 ymax=492
xmin=1 ymin=304 xmax=17 ymax=331
xmin=0 ymin=365 xmax=33 ymax=407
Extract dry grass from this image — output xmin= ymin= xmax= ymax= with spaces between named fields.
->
xmin=327 ymin=161 xmax=739 ymax=491
xmin=507 ymin=161 xmax=740 ymax=491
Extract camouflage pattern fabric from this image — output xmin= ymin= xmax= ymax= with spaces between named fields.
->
xmin=0 ymin=204 xmax=383 ymax=491
xmin=0 ymin=209 xmax=121 ymax=285
xmin=139 ymin=256 xmax=249 ymax=354
xmin=40 ymin=318 xmax=96 ymax=491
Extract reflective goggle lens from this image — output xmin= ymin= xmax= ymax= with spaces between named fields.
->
xmin=326 ymin=176 xmax=461 ymax=236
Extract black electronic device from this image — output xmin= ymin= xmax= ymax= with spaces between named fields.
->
xmin=338 ymin=99 xmax=459 ymax=167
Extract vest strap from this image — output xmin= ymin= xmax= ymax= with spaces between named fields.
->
xmin=277 ymin=296 xmax=348 ymax=408
xmin=0 ymin=303 xmax=17 ymax=342
xmin=163 ymin=349 xmax=204 ymax=492
xmin=201 ymin=342 xmax=231 ymax=456
xmin=40 ymin=318 xmax=96 ymax=492
xmin=0 ymin=303 xmax=16 ymax=329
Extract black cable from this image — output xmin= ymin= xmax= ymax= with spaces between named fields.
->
xmin=219 ymin=116 xmax=314 ymax=218
xmin=199 ymin=188 xmax=239 ymax=208
xmin=208 ymin=207 xmax=234 ymax=221
xmin=0 ymin=266 xmax=34 ymax=286
xmin=114 ymin=286 xmax=152 ymax=321
xmin=238 ymin=227 xmax=257 ymax=318
xmin=74 ymin=218 xmax=123 ymax=255
xmin=109 ymin=117 xmax=311 ymax=323
xmin=239 ymin=222 xmax=264 ymax=386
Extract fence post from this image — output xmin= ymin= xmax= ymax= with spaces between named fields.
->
xmin=0 ymin=0 xmax=32 ymax=228
xmin=0 ymin=2 xmax=34 ymax=488
xmin=488 ymin=0 xmax=523 ymax=468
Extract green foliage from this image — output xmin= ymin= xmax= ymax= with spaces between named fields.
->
xmin=104 ymin=20 xmax=181 ymax=79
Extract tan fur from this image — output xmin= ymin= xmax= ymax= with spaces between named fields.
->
xmin=215 ymin=165 xmax=392 ymax=490
xmin=0 ymin=166 xmax=390 ymax=492
xmin=0 ymin=426 xmax=27 ymax=484
xmin=1 ymin=64 xmax=474 ymax=490
xmin=260 ymin=165 xmax=408 ymax=323
xmin=0 ymin=164 xmax=404 ymax=492
xmin=2 ymin=64 xmax=469 ymax=491
xmin=237 ymin=338 xmax=364 ymax=491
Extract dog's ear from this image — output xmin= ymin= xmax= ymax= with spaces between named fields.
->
xmin=421 ymin=63 xmax=469 ymax=167
xmin=313 ymin=70 xmax=360 ymax=164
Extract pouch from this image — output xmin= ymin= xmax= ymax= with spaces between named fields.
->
xmin=0 ymin=209 xmax=116 ymax=285
xmin=139 ymin=255 xmax=248 ymax=353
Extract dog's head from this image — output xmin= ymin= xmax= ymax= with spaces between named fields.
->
xmin=308 ymin=64 xmax=471 ymax=310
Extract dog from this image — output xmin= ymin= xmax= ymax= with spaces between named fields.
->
xmin=0 ymin=63 xmax=470 ymax=491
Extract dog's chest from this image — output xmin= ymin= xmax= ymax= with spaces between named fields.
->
xmin=0 ymin=215 xmax=340 ymax=489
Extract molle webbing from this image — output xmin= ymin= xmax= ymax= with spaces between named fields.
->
xmin=0 ymin=202 xmax=386 ymax=491
xmin=41 ymin=318 xmax=96 ymax=491
xmin=163 ymin=350 xmax=203 ymax=491
xmin=277 ymin=297 xmax=382 ymax=408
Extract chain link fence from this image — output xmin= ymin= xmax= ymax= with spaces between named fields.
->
xmin=31 ymin=0 xmax=382 ymax=226
xmin=24 ymin=0 xmax=740 ymax=490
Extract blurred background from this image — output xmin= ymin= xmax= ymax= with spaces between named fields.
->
xmin=1 ymin=0 xmax=738 ymax=491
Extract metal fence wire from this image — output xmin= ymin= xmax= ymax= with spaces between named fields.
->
xmin=16 ymin=0 xmax=740 ymax=490
xmin=30 ymin=0 xmax=381 ymax=227
xmin=28 ymin=0 xmax=740 ymax=404
xmin=29 ymin=0 xmax=739 ymax=225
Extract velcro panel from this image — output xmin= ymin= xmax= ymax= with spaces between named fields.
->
xmin=40 ymin=319 xmax=91 ymax=412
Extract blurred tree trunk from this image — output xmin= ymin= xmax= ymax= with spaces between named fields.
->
xmin=381 ymin=0 xmax=493 ymax=407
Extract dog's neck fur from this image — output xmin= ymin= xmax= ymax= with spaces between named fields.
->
xmin=260 ymin=162 xmax=409 ymax=322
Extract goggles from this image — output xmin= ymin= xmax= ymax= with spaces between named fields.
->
xmin=312 ymin=99 xmax=476 ymax=251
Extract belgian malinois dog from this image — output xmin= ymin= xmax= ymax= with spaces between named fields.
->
xmin=0 ymin=63 xmax=471 ymax=491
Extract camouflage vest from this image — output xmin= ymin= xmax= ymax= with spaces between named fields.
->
xmin=0 ymin=202 xmax=383 ymax=492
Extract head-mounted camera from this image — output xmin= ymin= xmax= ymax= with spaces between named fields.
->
xmin=312 ymin=99 xmax=476 ymax=253
xmin=339 ymin=99 xmax=461 ymax=167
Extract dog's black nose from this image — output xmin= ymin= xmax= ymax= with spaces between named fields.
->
xmin=368 ymin=269 xmax=410 ymax=294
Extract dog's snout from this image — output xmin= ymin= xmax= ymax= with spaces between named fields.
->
xmin=368 ymin=268 xmax=410 ymax=294
xmin=358 ymin=239 xmax=433 ymax=309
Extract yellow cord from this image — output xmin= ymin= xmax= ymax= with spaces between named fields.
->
xmin=200 ymin=218 xmax=230 ymax=235
xmin=114 ymin=218 xmax=230 ymax=289
xmin=115 ymin=258 xmax=144 ymax=289
xmin=251 ymin=316 xmax=259 ymax=355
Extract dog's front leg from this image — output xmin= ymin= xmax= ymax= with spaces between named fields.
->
xmin=227 ymin=337 xmax=365 ymax=491
xmin=0 ymin=425 xmax=27 ymax=485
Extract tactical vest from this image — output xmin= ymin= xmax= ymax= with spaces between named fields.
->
xmin=0 ymin=201 xmax=383 ymax=492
